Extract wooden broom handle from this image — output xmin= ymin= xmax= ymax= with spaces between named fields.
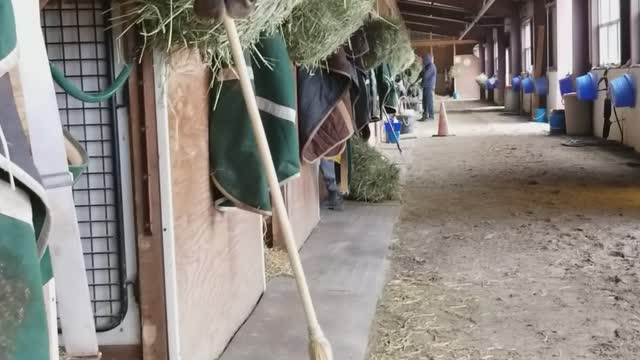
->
xmin=222 ymin=14 xmax=324 ymax=335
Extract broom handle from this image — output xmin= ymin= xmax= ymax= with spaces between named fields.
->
xmin=222 ymin=14 xmax=323 ymax=334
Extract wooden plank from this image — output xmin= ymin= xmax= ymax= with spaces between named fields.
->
xmin=101 ymin=346 xmax=142 ymax=360
xmin=166 ymin=50 xmax=265 ymax=360
xmin=274 ymin=162 xmax=321 ymax=250
xmin=128 ymin=53 xmax=169 ymax=360
xmin=412 ymin=39 xmax=478 ymax=48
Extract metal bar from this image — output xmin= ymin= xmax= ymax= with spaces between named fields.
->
xmin=460 ymin=0 xmax=497 ymax=40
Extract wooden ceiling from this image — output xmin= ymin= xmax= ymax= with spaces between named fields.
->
xmin=398 ymin=0 xmax=516 ymax=41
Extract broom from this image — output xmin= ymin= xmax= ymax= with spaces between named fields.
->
xmin=220 ymin=9 xmax=334 ymax=360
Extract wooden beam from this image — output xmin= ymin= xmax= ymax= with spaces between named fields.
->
xmin=460 ymin=0 xmax=497 ymax=39
xmin=412 ymin=39 xmax=478 ymax=48
xmin=128 ymin=53 xmax=170 ymax=360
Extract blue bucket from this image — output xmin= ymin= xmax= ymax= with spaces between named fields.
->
xmin=559 ymin=75 xmax=574 ymax=96
xmin=384 ymin=120 xmax=402 ymax=144
xmin=512 ymin=76 xmax=522 ymax=91
xmin=610 ymin=73 xmax=636 ymax=108
xmin=534 ymin=108 xmax=547 ymax=123
xmin=576 ymin=72 xmax=599 ymax=101
xmin=522 ymin=77 xmax=535 ymax=94
xmin=486 ymin=77 xmax=498 ymax=90
xmin=535 ymin=77 xmax=548 ymax=95
xmin=549 ymin=110 xmax=566 ymax=134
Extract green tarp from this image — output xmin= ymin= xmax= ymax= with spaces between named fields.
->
xmin=210 ymin=31 xmax=300 ymax=215
xmin=0 ymin=0 xmax=17 ymax=78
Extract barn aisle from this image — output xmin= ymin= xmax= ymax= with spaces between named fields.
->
xmin=369 ymin=110 xmax=640 ymax=360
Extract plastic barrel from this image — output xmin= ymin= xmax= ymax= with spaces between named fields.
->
xmin=559 ymin=75 xmax=574 ymax=96
xmin=534 ymin=108 xmax=547 ymax=123
xmin=522 ymin=77 xmax=535 ymax=94
xmin=576 ymin=72 xmax=598 ymax=101
xmin=384 ymin=121 xmax=402 ymax=144
xmin=610 ymin=73 xmax=636 ymax=108
xmin=512 ymin=76 xmax=522 ymax=91
xmin=535 ymin=77 xmax=548 ymax=95
xmin=549 ymin=110 xmax=566 ymax=135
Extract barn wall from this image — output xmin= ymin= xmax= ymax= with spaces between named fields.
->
xmin=165 ymin=51 xmax=265 ymax=360
xmin=592 ymin=68 xmax=640 ymax=151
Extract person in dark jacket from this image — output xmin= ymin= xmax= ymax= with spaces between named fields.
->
xmin=414 ymin=54 xmax=437 ymax=121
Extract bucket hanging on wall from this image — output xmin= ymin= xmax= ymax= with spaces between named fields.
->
xmin=486 ymin=76 xmax=498 ymax=90
xmin=609 ymin=73 xmax=636 ymax=108
xmin=512 ymin=76 xmax=522 ymax=91
xmin=534 ymin=77 xmax=548 ymax=95
xmin=576 ymin=72 xmax=599 ymax=101
xmin=522 ymin=77 xmax=535 ymax=94
xmin=559 ymin=74 xmax=574 ymax=96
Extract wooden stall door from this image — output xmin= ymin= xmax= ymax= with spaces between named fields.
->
xmin=166 ymin=51 xmax=265 ymax=360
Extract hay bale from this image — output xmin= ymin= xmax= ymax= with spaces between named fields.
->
xmin=348 ymin=137 xmax=400 ymax=203
xmin=116 ymin=0 xmax=301 ymax=71
xmin=283 ymin=0 xmax=374 ymax=67
xmin=361 ymin=16 xmax=413 ymax=74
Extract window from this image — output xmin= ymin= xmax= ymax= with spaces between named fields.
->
xmin=598 ymin=0 xmax=621 ymax=65
xmin=522 ymin=19 xmax=533 ymax=73
xmin=506 ymin=48 xmax=511 ymax=85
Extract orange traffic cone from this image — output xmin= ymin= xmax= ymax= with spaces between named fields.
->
xmin=433 ymin=102 xmax=454 ymax=137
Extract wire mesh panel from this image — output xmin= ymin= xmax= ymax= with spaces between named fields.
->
xmin=41 ymin=0 xmax=128 ymax=332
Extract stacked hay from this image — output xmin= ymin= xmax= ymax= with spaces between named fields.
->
xmin=361 ymin=16 xmax=414 ymax=75
xmin=405 ymin=55 xmax=422 ymax=84
xmin=348 ymin=137 xmax=400 ymax=203
xmin=284 ymin=0 xmax=375 ymax=67
xmin=116 ymin=0 xmax=301 ymax=72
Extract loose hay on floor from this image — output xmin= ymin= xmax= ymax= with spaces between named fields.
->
xmin=264 ymin=248 xmax=293 ymax=280
xmin=348 ymin=137 xmax=400 ymax=203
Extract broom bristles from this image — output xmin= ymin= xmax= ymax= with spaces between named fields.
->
xmin=309 ymin=333 xmax=333 ymax=360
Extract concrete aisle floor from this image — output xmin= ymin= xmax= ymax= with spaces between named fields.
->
xmin=369 ymin=109 xmax=640 ymax=359
xmin=221 ymin=203 xmax=400 ymax=360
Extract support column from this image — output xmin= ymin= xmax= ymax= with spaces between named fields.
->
xmin=510 ymin=5 xmax=522 ymax=77
xmin=572 ymin=0 xmax=590 ymax=73
xmin=486 ymin=33 xmax=495 ymax=103
xmin=496 ymin=27 xmax=506 ymax=105
xmin=631 ymin=0 xmax=640 ymax=64
xmin=479 ymin=43 xmax=486 ymax=100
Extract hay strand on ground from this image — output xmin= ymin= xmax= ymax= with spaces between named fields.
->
xmin=348 ymin=137 xmax=400 ymax=203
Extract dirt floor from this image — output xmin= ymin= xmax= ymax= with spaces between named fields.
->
xmin=368 ymin=108 xmax=640 ymax=360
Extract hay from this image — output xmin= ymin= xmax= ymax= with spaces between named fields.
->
xmin=405 ymin=55 xmax=422 ymax=84
xmin=283 ymin=0 xmax=374 ymax=67
xmin=361 ymin=16 xmax=413 ymax=74
xmin=115 ymin=0 xmax=301 ymax=72
xmin=264 ymin=248 xmax=293 ymax=280
xmin=348 ymin=137 xmax=400 ymax=203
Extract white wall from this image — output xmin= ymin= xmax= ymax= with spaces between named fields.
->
xmin=452 ymin=54 xmax=481 ymax=100
xmin=547 ymin=71 xmax=563 ymax=113
xmin=592 ymin=68 xmax=640 ymax=150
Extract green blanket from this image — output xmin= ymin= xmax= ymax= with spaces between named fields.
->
xmin=0 ymin=182 xmax=49 ymax=360
xmin=210 ymin=31 xmax=300 ymax=215
xmin=0 ymin=0 xmax=17 ymax=78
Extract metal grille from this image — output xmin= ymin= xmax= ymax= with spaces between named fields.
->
xmin=41 ymin=0 xmax=128 ymax=332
